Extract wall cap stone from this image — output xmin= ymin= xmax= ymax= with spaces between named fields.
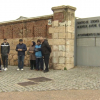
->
xmin=52 ymin=5 xmax=76 ymax=11
xmin=0 ymin=15 xmax=53 ymax=25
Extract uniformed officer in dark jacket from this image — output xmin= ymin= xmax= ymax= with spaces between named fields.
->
xmin=1 ymin=38 xmax=10 ymax=71
xmin=40 ymin=37 xmax=51 ymax=73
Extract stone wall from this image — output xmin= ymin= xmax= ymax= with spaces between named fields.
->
xmin=49 ymin=5 xmax=76 ymax=70
xmin=0 ymin=37 xmax=53 ymax=67
xmin=0 ymin=15 xmax=53 ymax=66
xmin=0 ymin=5 xmax=76 ymax=70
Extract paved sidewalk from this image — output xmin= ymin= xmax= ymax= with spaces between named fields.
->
xmin=0 ymin=66 xmax=100 ymax=92
xmin=0 ymin=90 xmax=100 ymax=100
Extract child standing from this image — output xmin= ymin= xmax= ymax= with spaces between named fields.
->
xmin=34 ymin=39 xmax=43 ymax=71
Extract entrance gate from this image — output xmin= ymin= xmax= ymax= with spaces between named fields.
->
xmin=75 ymin=16 xmax=100 ymax=66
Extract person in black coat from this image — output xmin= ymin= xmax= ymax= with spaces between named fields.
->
xmin=40 ymin=37 xmax=51 ymax=73
xmin=0 ymin=58 xmax=1 ymax=71
xmin=1 ymin=38 xmax=10 ymax=71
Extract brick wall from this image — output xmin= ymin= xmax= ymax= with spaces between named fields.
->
xmin=0 ymin=16 xmax=53 ymax=67
xmin=53 ymin=12 xmax=64 ymax=22
xmin=0 ymin=19 xmax=52 ymax=39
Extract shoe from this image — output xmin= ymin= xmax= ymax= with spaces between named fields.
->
xmin=5 ymin=68 xmax=8 ymax=70
xmin=17 ymin=68 xmax=20 ymax=71
xmin=4 ymin=68 xmax=7 ymax=71
xmin=21 ymin=69 xmax=24 ymax=71
xmin=44 ymin=70 xmax=49 ymax=73
xmin=2 ymin=67 xmax=4 ymax=70
xmin=35 ymin=69 xmax=39 ymax=71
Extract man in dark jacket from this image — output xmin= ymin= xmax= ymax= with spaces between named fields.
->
xmin=1 ymin=38 xmax=10 ymax=71
xmin=0 ymin=59 xmax=1 ymax=71
xmin=40 ymin=37 xmax=51 ymax=73
xmin=16 ymin=39 xmax=27 ymax=70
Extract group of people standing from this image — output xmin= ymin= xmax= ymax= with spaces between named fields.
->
xmin=0 ymin=37 xmax=51 ymax=73
xmin=28 ymin=37 xmax=51 ymax=72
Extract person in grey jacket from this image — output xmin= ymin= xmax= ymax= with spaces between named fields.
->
xmin=1 ymin=38 xmax=10 ymax=71
xmin=28 ymin=41 xmax=36 ymax=70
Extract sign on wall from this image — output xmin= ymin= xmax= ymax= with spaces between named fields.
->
xmin=48 ymin=19 xmax=52 ymax=25
xmin=76 ymin=17 xmax=100 ymax=38
xmin=75 ymin=16 xmax=100 ymax=67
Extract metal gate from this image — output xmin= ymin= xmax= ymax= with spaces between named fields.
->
xmin=75 ymin=16 xmax=100 ymax=66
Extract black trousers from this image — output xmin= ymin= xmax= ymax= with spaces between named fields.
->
xmin=44 ymin=54 xmax=50 ymax=71
xmin=0 ymin=58 xmax=1 ymax=70
xmin=36 ymin=58 xmax=43 ymax=70
xmin=2 ymin=55 xmax=8 ymax=68
xmin=30 ymin=60 xmax=36 ymax=70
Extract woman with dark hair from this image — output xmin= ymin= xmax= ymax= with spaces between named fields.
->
xmin=28 ymin=41 xmax=36 ymax=70
xmin=34 ymin=39 xmax=43 ymax=71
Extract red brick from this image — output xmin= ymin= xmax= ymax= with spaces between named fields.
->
xmin=0 ymin=18 xmax=52 ymax=39
xmin=12 ymin=23 xmax=23 ymax=38
xmin=3 ymin=25 xmax=13 ymax=39
xmin=53 ymin=12 xmax=64 ymax=22
xmin=0 ymin=26 xmax=4 ymax=39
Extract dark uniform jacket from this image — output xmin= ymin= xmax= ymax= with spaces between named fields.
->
xmin=1 ymin=42 xmax=10 ymax=56
xmin=41 ymin=39 xmax=51 ymax=55
xmin=16 ymin=43 xmax=27 ymax=56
